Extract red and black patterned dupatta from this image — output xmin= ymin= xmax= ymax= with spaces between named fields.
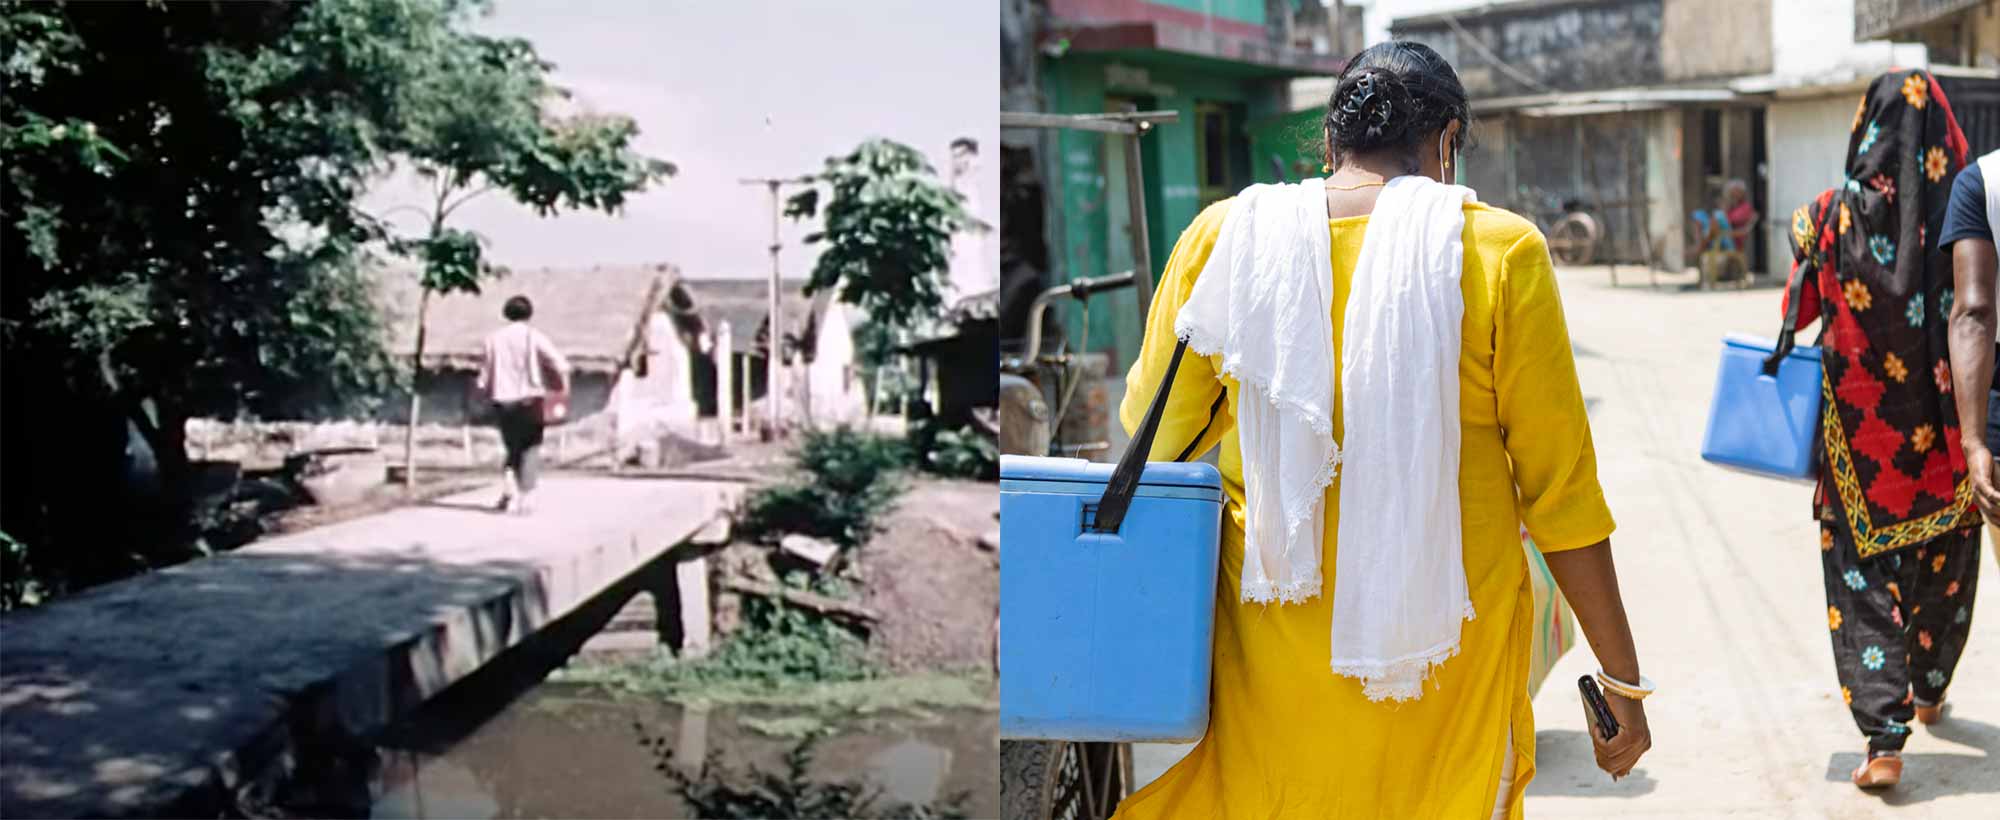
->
xmin=1782 ymin=69 xmax=1974 ymax=558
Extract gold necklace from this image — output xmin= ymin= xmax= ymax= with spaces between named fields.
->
xmin=1326 ymin=180 xmax=1388 ymax=191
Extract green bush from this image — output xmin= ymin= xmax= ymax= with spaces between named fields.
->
xmin=918 ymin=425 xmax=998 ymax=481
xmin=793 ymin=427 xmax=909 ymax=494
xmin=737 ymin=427 xmax=908 ymax=550
xmin=642 ymin=735 xmax=970 ymax=820
xmin=578 ymin=574 xmax=871 ymax=697
xmin=682 ymin=589 xmax=872 ymax=689
xmin=0 ymin=531 xmax=46 ymax=612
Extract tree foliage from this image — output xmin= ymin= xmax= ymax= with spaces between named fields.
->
xmin=375 ymin=15 xmax=672 ymax=483
xmin=385 ymin=21 xmax=672 ymax=297
xmin=0 ymin=0 xmax=668 ymax=603
xmin=784 ymin=139 xmax=978 ymax=331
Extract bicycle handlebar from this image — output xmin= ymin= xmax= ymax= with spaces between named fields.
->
xmin=1011 ymin=272 xmax=1139 ymax=367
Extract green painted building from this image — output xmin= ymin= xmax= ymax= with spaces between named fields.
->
xmin=1002 ymin=0 xmax=1343 ymax=453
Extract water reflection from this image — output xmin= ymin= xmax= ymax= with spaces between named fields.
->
xmin=369 ymin=684 xmax=997 ymax=819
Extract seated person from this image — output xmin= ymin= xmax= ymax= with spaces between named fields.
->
xmin=1691 ymin=179 xmax=1759 ymax=252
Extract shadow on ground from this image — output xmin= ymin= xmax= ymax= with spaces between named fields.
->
xmin=0 ymin=483 xmax=706 ymax=818
xmin=1528 ymin=729 xmax=1660 ymax=798
xmin=1822 ymin=715 xmax=2000 ymax=805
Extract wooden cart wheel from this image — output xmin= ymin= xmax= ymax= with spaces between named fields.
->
xmin=1000 ymin=740 xmax=1132 ymax=820
xmin=1548 ymin=212 xmax=1601 ymax=266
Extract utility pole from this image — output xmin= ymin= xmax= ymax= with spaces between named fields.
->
xmin=738 ymin=174 xmax=812 ymax=439
xmin=1329 ymin=0 xmax=1346 ymax=56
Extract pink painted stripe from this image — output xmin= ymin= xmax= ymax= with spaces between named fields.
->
xmin=1048 ymin=0 xmax=1269 ymax=42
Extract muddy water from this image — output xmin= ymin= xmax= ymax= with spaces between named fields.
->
xmin=369 ymin=683 xmax=999 ymax=819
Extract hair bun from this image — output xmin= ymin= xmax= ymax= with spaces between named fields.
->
xmin=1329 ymin=66 xmax=1416 ymax=153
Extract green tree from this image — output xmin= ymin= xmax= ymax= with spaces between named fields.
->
xmin=381 ymin=25 xmax=673 ymax=486
xmin=0 ymin=0 xmax=666 ymax=601
xmin=4 ymin=0 xmax=412 ymax=594
xmin=782 ymin=139 xmax=979 ymax=332
xmin=850 ymin=315 xmax=912 ymax=418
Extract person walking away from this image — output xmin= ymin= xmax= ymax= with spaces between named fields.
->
xmin=1781 ymin=69 xmax=1977 ymax=789
xmin=1109 ymin=41 xmax=1650 ymax=820
xmin=477 ymin=295 xmax=571 ymax=515
xmin=1943 ymin=146 xmax=2000 ymax=569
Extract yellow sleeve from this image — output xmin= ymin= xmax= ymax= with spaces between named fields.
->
xmin=1494 ymin=230 xmax=1617 ymax=552
xmin=1118 ymin=200 xmax=1234 ymax=461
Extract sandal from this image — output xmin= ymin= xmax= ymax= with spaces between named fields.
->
xmin=1852 ymin=750 xmax=1902 ymax=789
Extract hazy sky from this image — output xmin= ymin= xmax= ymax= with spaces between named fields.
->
xmin=364 ymin=0 xmax=1000 ymax=279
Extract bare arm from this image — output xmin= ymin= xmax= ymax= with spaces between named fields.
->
xmin=1544 ymin=538 xmax=1651 ymax=778
xmin=536 ymin=332 xmax=573 ymax=393
xmin=1950 ymin=238 xmax=2000 ymax=519
xmin=1542 ymin=539 xmax=1639 ymax=682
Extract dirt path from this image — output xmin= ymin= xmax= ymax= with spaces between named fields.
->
xmin=859 ymin=478 xmax=1001 ymax=672
xmin=1132 ymin=267 xmax=2000 ymax=818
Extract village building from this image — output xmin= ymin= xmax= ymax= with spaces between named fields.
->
xmin=382 ymin=265 xmax=872 ymax=445
xmin=1001 ymin=0 xmax=1347 ymax=455
xmin=905 ymin=290 xmax=1001 ymax=434
xmin=664 ymin=275 xmax=868 ymax=435
xmin=1373 ymin=0 xmax=2000 ymax=279
xmin=1862 ymin=0 xmax=2000 ymax=68
xmin=1002 ymin=0 xmax=1343 ymax=370
xmin=372 ymin=263 xmax=702 ymax=467
xmin=1001 ymin=0 xmax=2000 ymax=457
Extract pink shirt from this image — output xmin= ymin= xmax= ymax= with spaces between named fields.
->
xmin=478 ymin=322 xmax=571 ymax=404
xmin=1726 ymin=201 xmax=1757 ymax=241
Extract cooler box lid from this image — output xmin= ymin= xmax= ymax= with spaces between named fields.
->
xmin=1000 ymin=455 xmax=1223 ymax=492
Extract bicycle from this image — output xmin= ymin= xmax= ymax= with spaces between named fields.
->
xmin=998 ymin=270 xmax=1140 ymax=820
xmin=1512 ymin=191 xmax=1603 ymax=267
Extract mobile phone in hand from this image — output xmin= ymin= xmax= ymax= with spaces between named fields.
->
xmin=1579 ymin=675 xmax=1621 ymax=742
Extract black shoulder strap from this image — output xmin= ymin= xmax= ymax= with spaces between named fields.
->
xmin=1091 ymin=339 xmax=1189 ymax=533
xmin=1763 ymin=244 xmax=1816 ymax=377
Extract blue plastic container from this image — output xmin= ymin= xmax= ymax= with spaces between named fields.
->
xmin=999 ymin=454 xmax=1223 ymax=742
xmin=1700 ymin=332 xmax=1823 ymax=479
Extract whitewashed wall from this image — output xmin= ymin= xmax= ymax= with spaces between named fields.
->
xmin=1760 ymin=0 xmax=1929 ymax=277
xmin=804 ymin=303 xmax=867 ymax=428
xmin=609 ymin=313 xmax=701 ymax=461
xmin=1764 ymin=94 xmax=1862 ymax=278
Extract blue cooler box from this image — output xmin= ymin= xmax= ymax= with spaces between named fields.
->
xmin=1700 ymin=332 xmax=1823 ymax=479
xmin=1000 ymin=454 xmax=1223 ymax=742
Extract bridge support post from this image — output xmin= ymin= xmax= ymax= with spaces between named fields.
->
xmin=674 ymin=556 xmax=712 ymax=659
xmin=673 ymin=701 xmax=711 ymax=774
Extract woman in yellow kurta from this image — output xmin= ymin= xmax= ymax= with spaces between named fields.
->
xmin=1111 ymin=43 xmax=1651 ymax=819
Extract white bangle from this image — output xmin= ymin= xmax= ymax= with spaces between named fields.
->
xmin=1595 ymin=668 xmax=1656 ymax=700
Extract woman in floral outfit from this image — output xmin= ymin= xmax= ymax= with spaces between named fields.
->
xmin=1783 ymin=69 xmax=1979 ymax=789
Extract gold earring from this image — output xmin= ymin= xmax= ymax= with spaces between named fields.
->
xmin=1321 ymin=162 xmax=1332 ymax=173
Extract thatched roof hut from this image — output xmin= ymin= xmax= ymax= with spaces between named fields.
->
xmin=376 ymin=263 xmax=672 ymax=373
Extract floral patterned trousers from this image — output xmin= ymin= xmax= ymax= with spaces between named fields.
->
xmin=1821 ymin=521 xmax=1981 ymax=751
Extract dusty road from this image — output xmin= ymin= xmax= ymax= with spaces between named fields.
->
xmin=1133 ymin=267 xmax=2000 ymax=818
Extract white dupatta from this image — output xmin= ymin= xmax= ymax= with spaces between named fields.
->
xmin=1174 ymin=175 xmax=1478 ymax=702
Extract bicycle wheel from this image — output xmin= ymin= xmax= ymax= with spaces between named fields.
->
xmin=1548 ymin=213 xmax=1600 ymax=266
xmin=1000 ymin=740 xmax=1132 ymax=820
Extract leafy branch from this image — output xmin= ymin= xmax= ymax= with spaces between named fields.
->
xmin=783 ymin=139 xmax=981 ymax=332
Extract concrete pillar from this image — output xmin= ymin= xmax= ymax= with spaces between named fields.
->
xmin=1648 ymin=108 xmax=1687 ymax=273
xmin=675 ymin=556 xmax=711 ymax=659
xmin=673 ymin=701 xmax=710 ymax=774
xmin=716 ymin=321 xmax=733 ymax=446
xmin=741 ymin=356 xmax=755 ymax=439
